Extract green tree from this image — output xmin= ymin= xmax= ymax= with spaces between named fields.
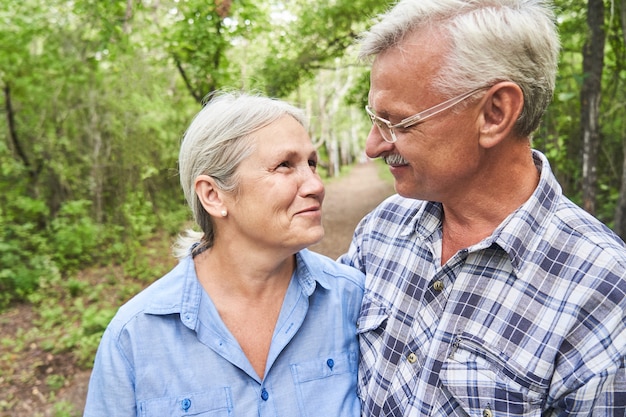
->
xmin=162 ymin=0 xmax=270 ymax=102
xmin=0 ymin=0 xmax=196 ymax=305
xmin=261 ymin=0 xmax=392 ymax=98
xmin=580 ymin=0 xmax=606 ymax=215
xmin=537 ymin=0 xmax=626 ymax=233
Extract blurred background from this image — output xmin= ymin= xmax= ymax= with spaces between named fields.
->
xmin=0 ymin=0 xmax=625 ymax=414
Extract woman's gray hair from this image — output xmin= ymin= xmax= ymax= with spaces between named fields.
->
xmin=173 ymin=91 xmax=307 ymax=259
xmin=359 ymin=0 xmax=560 ymax=137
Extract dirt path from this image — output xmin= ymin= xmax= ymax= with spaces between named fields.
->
xmin=311 ymin=161 xmax=396 ymax=259
xmin=4 ymin=160 xmax=395 ymax=416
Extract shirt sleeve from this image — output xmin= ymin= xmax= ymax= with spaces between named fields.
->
xmin=549 ymin=360 xmax=626 ymax=416
xmin=83 ymin=325 xmax=137 ymax=416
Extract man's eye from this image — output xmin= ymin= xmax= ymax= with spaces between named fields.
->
xmin=277 ymin=161 xmax=290 ymax=168
xmin=308 ymin=159 xmax=318 ymax=168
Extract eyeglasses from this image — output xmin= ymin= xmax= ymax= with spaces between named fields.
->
xmin=365 ymin=87 xmax=487 ymax=143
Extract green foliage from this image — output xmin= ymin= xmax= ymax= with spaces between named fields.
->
xmin=46 ymin=374 xmax=66 ymax=391
xmin=0 ymin=0 xmax=396 ymax=309
xmin=344 ymin=70 xmax=371 ymax=109
xmin=73 ymin=304 xmax=117 ymax=365
xmin=50 ymin=201 xmax=103 ymax=271
xmin=261 ymin=0 xmax=392 ymax=97
xmin=52 ymin=399 xmax=79 ymax=417
xmin=532 ymin=0 xmax=626 ymax=230
xmin=0 ymin=194 xmax=53 ymax=306
xmin=0 ymin=0 xmax=197 ymax=308
xmin=162 ymin=0 xmax=270 ymax=100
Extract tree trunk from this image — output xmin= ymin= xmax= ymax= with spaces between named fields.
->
xmin=580 ymin=0 xmax=605 ymax=215
xmin=4 ymin=82 xmax=36 ymax=180
xmin=123 ymin=0 xmax=134 ymax=34
xmin=88 ymin=87 xmax=104 ymax=223
xmin=612 ymin=0 xmax=626 ymax=238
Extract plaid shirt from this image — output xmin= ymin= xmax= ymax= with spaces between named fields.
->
xmin=340 ymin=151 xmax=626 ymax=416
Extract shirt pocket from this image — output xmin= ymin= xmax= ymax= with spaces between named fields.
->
xmin=290 ymin=351 xmax=359 ymax=417
xmin=441 ymin=334 xmax=548 ymax=417
xmin=138 ymin=388 xmax=232 ymax=417
xmin=356 ymin=296 xmax=389 ymax=395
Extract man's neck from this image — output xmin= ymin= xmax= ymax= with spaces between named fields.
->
xmin=439 ymin=146 xmax=539 ymax=264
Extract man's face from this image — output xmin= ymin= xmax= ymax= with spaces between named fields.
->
xmin=365 ymin=29 xmax=485 ymax=203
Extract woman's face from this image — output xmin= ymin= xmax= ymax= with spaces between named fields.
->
xmin=222 ymin=115 xmax=325 ymax=255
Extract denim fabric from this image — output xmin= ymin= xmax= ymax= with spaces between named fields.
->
xmin=84 ymin=249 xmax=363 ymax=417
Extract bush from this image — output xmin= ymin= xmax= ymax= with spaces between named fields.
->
xmin=0 ymin=196 xmax=54 ymax=308
xmin=49 ymin=200 xmax=103 ymax=271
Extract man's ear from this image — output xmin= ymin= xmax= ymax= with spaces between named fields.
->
xmin=194 ymin=175 xmax=226 ymax=218
xmin=478 ymin=82 xmax=524 ymax=148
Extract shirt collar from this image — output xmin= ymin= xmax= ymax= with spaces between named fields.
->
xmin=398 ymin=201 xmax=440 ymax=239
xmin=148 ymin=249 xmax=330 ymax=330
xmin=295 ymin=249 xmax=332 ymax=293
xmin=406 ymin=150 xmax=562 ymax=271
xmin=490 ymin=150 xmax=561 ymax=270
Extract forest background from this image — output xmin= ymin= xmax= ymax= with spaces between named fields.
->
xmin=1 ymin=0 xmax=625 ymax=414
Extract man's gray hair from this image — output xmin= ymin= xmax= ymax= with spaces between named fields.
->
xmin=359 ymin=0 xmax=560 ymax=136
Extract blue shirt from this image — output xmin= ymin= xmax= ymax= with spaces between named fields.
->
xmin=84 ymin=249 xmax=364 ymax=417
xmin=340 ymin=150 xmax=626 ymax=416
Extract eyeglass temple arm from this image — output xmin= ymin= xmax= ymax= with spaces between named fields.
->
xmin=399 ymin=88 xmax=486 ymax=127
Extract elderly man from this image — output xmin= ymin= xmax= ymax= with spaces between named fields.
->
xmin=340 ymin=0 xmax=626 ymax=416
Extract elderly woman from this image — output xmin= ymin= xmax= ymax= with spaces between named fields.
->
xmin=84 ymin=91 xmax=363 ymax=416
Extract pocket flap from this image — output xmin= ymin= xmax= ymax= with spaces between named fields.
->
xmin=441 ymin=335 xmax=546 ymax=416
xmin=291 ymin=351 xmax=358 ymax=382
xmin=357 ymin=296 xmax=388 ymax=334
xmin=139 ymin=388 xmax=232 ymax=416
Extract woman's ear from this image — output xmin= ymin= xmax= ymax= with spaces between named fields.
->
xmin=478 ymin=82 xmax=524 ymax=148
xmin=194 ymin=175 xmax=226 ymax=218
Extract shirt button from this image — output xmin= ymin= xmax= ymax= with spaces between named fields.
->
xmin=181 ymin=398 xmax=191 ymax=411
xmin=407 ymin=352 xmax=417 ymax=363
xmin=483 ymin=408 xmax=493 ymax=417
xmin=433 ymin=280 xmax=444 ymax=291
xmin=326 ymin=358 xmax=335 ymax=370
xmin=261 ymin=388 xmax=269 ymax=401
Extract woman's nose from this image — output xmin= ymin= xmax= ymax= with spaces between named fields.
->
xmin=300 ymin=167 xmax=325 ymax=197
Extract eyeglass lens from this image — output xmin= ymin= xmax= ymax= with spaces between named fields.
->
xmin=373 ymin=119 xmax=394 ymax=142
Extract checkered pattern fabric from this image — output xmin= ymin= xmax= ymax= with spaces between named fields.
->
xmin=340 ymin=151 xmax=626 ymax=416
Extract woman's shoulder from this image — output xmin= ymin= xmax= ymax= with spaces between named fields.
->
xmin=108 ymin=258 xmax=193 ymax=328
xmin=297 ymin=249 xmax=364 ymax=289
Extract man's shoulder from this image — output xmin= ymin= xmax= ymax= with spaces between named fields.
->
xmin=366 ymin=194 xmax=425 ymax=221
xmin=523 ymin=198 xmax=626 ymax=281
xmin=554 ymin=199 xmax=626 ymax=254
